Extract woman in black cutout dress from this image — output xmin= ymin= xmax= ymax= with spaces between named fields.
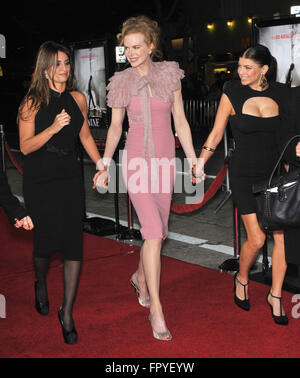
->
xmin=223 ymin=79 xmax=288 ymax=215
xmin=194 ymin=45 xmax=294 ymax=325
xmin=18 ymin=41 xmax=105 ymax=343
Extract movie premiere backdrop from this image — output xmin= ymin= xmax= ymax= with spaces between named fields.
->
xmin=73 ymin=41 xmax=109 ymax=142
xmin=255 ymin=17 xmax=300 ymax=87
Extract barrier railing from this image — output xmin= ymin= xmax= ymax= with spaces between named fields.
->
xmin=183 ymin=99 xmax=218 ymax=129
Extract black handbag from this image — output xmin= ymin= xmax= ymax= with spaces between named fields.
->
xmin=252 ymin=134 xmax=300 ymax=231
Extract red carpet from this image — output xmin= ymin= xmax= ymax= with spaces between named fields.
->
xmin=0 ymin=209 xmax=299 ymax=358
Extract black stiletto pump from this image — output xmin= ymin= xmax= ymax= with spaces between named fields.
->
xmin=233 ymin=272 xmax=250 ymax=311
xmin=58 ymin=307 xmax=78 ymax=344
xmin=34 ymin=281 xmax=49 ymax=316
xmin=266 ymin=290 xmax=289 ymax=326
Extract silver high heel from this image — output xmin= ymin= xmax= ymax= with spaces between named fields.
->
xmin=130 ymin=280 xmax=150 ymax=308
xmin=148 ymin=314 xmax=172 ymax=341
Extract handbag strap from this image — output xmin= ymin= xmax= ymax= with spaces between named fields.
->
xmin=268 ymin=134 xmax=300 ymax=187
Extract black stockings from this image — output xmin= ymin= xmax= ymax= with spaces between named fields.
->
xmin=62 ymin=259 xmax=81 ymax=331
xmin=33 ymin=256 xmax=81 ymax=332
xmin=33 ymin=256 xmax=50 ymax=303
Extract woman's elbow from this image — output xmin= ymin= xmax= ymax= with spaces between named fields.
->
xmin=173 ymin=114 xmax=189 ymax=131
xmin=108 ymin=122 xmax=122 ymax=136
xmin=20 ymin=143 xmax=29 ymax=155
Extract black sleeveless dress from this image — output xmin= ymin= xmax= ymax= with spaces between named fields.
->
xmin=23 ymin=89 xmax=84 ymax=261
xmin=223 ymin=80 xmax=289 ymax=215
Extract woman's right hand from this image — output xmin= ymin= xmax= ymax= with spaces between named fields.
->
xmin=14 ymin=216 xmax=34 ymax=230
xmin=50 ymin=109 xmax=71 ymax=134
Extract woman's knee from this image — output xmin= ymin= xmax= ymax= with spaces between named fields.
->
xmin=242 ymin=214 xmax=266 ymax=251
xmin=144 ymin=237 xmax=163 ymax=249
xmin=248 ymin=233 xmax=266 ymax=251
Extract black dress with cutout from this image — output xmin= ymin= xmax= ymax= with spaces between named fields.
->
xmin=223 ymin=80 xmax=290 ymax=215
xmin=23 ymin=89 xmax=85 ymax=261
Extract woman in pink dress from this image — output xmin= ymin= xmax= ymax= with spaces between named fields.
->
xmin=95 ymin=15 xmax=198 ymax=341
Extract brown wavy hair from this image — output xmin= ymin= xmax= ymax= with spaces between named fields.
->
xmin=117 ymin=15 xmax=162 ymax=60
xmin=18 ymin=41 xmax=76 ymax=121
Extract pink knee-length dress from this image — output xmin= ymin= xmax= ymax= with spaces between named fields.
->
xmin=107 ymin=61 xmax=184 ymax=240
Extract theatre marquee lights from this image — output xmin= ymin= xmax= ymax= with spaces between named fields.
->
xmin=205 ymin=17 xmax=252 ymax=32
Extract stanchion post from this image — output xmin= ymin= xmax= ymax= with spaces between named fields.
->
xmin=262 ymin=238 xmax=269 ymax=275
xmin=127 ymin=194 xmax=133 ymax=230
xmin=0 ymin=124 xmax=6 ymax=173
xmin=116 ymin=192 xmax=141 ymax=241
xmin=233 ymin=204 xmax=240 ymax=258
xmin=218 ymin=201 xmax=240 ymax=272
xmin=214 ymin=130 xmax=232 ymax=213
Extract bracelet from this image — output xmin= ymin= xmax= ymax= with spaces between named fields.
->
xmin=202 ymin=145 xmax=215 ymax=153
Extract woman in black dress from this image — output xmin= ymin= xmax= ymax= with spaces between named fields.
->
xmin=194 ymin=45 xmax=292 ymax=325
xmin=18 ymin=41 xmax=105 ymax=343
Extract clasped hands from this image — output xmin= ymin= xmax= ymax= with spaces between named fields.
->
xmin=14 ymin=216 xmax=34 ymax=230
xmin=93 ymin=159 xmax=111 ymax=189
xmin=191 ymin=159 xmax=206 ymax=185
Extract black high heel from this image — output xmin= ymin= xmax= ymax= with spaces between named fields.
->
xmin=233 ymin=272 xmax=250 ymax=311
xmin=58 ymin=307 xmax=78 ymax=344
xmin=266 ymin=290 xmax=289 ymax=326
xmin=34 ymin=281 xmax=49 ymax=316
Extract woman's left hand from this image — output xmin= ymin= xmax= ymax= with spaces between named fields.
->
xmin=14 ymin=216 xmax=34 ymax=230
xmin=296 ymin=141 xmax=300 ymax=157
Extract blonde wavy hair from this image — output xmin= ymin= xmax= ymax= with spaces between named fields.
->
xmin=117 ymin=15 xmax=162 ymax=60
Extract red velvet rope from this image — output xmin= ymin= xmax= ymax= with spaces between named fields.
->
xmin=170 ymin=163 xmax=228 ymax=214
xmin=5 ymin=142 xmax=23 ymax=174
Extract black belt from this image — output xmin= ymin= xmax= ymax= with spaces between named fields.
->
xmin=46 ymin=145 xmax=74 ymax=156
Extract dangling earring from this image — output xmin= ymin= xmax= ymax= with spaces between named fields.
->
xmin=45 ymin=72 xmax=49 ymax=80
xmin=259 ymin=72 xmax=268 ymax=89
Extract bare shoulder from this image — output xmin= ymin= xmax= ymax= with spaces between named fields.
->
xmin=70 ymin=91 xmax=87 ymax=114
xmin=70 ymin=90 xmax=86 ymax=105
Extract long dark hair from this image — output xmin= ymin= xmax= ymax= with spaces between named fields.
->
xmin=18 ymin=41 xmax=76 ymax=121
xmin=242 ymin=44 xmax=277 ymax=81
